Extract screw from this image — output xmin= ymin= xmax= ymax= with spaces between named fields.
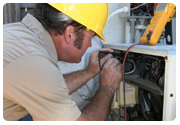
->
xmin=165 ymin=56 xmax=168 ymax=60
xmin=170 ymin=93 xmax=173 ymax=97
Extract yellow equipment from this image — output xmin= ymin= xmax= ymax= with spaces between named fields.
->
xmin=48 ymin=3 xmax=109 ymax=44
xmin=140 ymin=3 xmax=176 ymax=45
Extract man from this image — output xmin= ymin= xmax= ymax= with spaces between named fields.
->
xmin=3 ymin=3 xmax=122 ymax=121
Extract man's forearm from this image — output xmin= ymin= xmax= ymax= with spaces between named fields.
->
xmin=63 ymin=69 xmax=94 ymax=94
xmin=76 ymin=86 xmax=115 ymax=121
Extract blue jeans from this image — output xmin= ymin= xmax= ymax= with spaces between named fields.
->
xmin=19 ymin=114 xmax=33 ymax=121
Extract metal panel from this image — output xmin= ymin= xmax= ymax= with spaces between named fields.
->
xmin=163 ymin=58 xmax=176 ymax=120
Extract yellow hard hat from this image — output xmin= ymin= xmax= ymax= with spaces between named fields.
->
xmin=48 ymin=3 xmax=109 ymax=44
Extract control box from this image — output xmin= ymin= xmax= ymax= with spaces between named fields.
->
xmin=104 ymin=43 xmax=176 ymax=121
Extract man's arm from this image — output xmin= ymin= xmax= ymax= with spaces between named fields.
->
xmin=63 ymin=48 xmax=122 ymax=120
xmin=63 ymin=69 xmax=93 ymax=94
xmin=63 ymin=48 xmax=114 ymax=94
xmin=76 ymin=58 xmax=122 ymax=121
xmin=77 ymin=86 xmax=114 ymax=121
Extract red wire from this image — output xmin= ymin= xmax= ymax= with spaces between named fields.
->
xmin=122 ymin=41 xmax=149 ymax=121
xmin=146 ymin=4 xmax=149 ymax=13
xmin=148 ymin=5 xmax=155 ymax=12
xmin=148 ymin=3 xmax=158 ymax=13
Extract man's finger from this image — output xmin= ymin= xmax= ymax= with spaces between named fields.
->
xmin=116 ymin=64 xmax=122 ymax=71
xmin=103 ymin=58 xmax=119 ymax=68
xmin=110 ymin=59 xmax=120 ymax=68
xmin=98 ymin=48 xmax=113 ymax=53
xmin=94 ymin=48 xmax=114 ymax=56
xmin=100 ymin=54 xmax=113 ymax=66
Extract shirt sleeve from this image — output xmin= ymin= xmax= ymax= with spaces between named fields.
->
xmin=3 ymin=53 xmax=81 ymax=121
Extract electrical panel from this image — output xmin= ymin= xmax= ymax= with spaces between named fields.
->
xmin=104 ymin=43 xmax=176 ymax=121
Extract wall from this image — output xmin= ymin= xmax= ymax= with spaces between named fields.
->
xmin=58 ymin=3 xmax=129 ymax=110
xmin=3 ymin=3 xmax=20 ymax=24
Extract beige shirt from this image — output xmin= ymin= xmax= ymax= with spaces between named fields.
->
xmin=3 ymin=13 xmax=81 ymax=121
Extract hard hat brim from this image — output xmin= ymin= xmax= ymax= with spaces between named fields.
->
xmin=48 ymin=3 xmax=109 ymax=44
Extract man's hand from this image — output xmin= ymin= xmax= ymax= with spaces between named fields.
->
xmin=99 ymin=58 xmax=122 ymax=94
xmin=76 ymin=49 xmax=122 ymax=121
xmin=86 ymin=48 xmax=114 ymax=78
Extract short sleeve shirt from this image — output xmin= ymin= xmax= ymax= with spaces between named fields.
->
xmin=3 ymin=14 xmax=81 ymax=121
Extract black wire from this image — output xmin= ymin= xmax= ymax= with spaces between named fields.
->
xmin=98 ymin=52 xmax=102 ymax=70
xmin=138 ymin=88 xmax=149 ymax=120
xmin=144 ymin=91 xmax=151 ymax=109
xmin=138 ymin=88 xmax=155 ymax=121
xmin=111 ymin=110 xmax=125 ymax=119
xmin=144 ymin=91 xmax=160 ymax=120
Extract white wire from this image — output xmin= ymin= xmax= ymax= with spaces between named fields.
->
xmin=125 ymin=59 xmax=136 ymax=75
xmin=131 ymin=3 xmax=147 ymax=10
xmin=85 ymin=83 xmax=92 ymax=97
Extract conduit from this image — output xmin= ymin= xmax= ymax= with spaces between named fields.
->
xmin=101 ymin=6 xmax=129 ymax=44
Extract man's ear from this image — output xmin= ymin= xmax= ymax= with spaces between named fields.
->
xmin=64 ymin=25 xmax=75 ymax=44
